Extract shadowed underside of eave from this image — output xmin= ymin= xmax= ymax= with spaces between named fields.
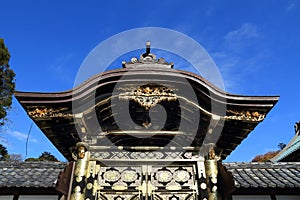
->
xmin=14 ymin=68 xmax=279 ymax=161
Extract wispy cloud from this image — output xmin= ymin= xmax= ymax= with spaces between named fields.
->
xmin=210 ymin=23 xmax=269 ymax=93
xmin=225 ymin=23 xmax=259 ymax=41
xmin=286 ymin=1 xmax=297 ymax=12
xmin=3 ymin=130 xmax=38 ymax=143
xmin=224 ymin=23 xmax=260 ymax=51
xmin=49 ymin=53 xmax=75 ymax=86
xmin=205 ymin=0 xmax=216 ymax=16
xmin=210 ymin=51 xmax=240 ymax=92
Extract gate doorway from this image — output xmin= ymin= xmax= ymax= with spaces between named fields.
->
xmin=94 ymin=163 xmax=198 ymax=200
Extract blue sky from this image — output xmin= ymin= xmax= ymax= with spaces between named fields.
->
xmin=0 ymin=0 xmax=300 ymax=162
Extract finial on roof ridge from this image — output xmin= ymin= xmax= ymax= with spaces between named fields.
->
xmin=122 ymin=41 xmax=174 ymax=69
xmin=295 ymin=121 xmax=300 ymax=135
xmin=146 ymin=41 xmax=150 ymax=54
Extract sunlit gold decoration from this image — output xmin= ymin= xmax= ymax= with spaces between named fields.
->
xmin=174 ymin=170 xmax=190 ymax=182
xmin=119 ymin=85 xmax=177 ymax=109
xmin=205 ymin=159 xmax=219 ymax=200
xmin=70 ymin=142 xmax=90 ymax=200
xmin=112 ymin=183 xmax=127 ymax=191
xmin=27 ymin=106 xmax=72 ymax=118
xmin=156 ymin=170 xmax=173 ymax=182
xmin=77 ymin=145 xmax=86 ymax=159
xmin=121 ymin=170 xmax=138 ymax=182
xmin=208 ymin=147 xmax=216 ymax=160
xmin=103 ymin=170 xmax=121 ymax=182
xmin=166 ymin=182 xmax=182 ymax=190
xmin=225 ymin=110 xmax=265 ymax=121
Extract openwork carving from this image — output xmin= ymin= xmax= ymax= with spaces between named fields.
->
xmin=119 ymin=85 xmax=177 ymax=109
xmin=103 ymin=169 xmax=121 ymax=182
xmin=74 ymin=161 xmax=199 ymax=200
xmin=225 ymin=110 xmax=265 ymax=121
xmin=90 ymin=150 xmax=193 ymax=160
xmin=150 ymin=166 xmax=196 ymax=191
xmin=27 ymin=106 xmax=72 ymax=118
xmin=98 ymin=166 xmax=142 ymax=189
xmin=156 ymin=170 xmax=173 ymax=182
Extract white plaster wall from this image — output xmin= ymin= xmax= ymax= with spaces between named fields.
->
xmin=19 ymin=196 xmax=57 ymax=200
xmin=276 ymin=196 xmax=300 ymax=200
xmin=0 ymin=196 xmax=13 ymax=200
xmin=233 ymin=195 xmax=271 ymax=200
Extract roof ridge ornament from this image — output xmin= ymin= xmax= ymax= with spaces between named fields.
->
xmin=122 ymin=41 xmax=174 ymax=68
xmin=295 ymin=121 xmax=300 ymax=135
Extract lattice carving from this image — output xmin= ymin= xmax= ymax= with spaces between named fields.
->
xmin=90 ymin=151 xmax=193 ymax=160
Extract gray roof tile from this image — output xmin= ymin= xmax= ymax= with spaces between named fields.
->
xmin=0 ymin=161 xmax=65 ymax=188
xmin=1 ymin=161 xmax=299 ymax=190
xmin=223 ymin=162 xmax=300 ymax=188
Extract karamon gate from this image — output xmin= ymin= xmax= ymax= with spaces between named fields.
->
xmin=15 ymin=43 xmax=278 ymax=200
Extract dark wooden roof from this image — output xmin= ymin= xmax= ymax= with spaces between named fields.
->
xmin=14 ymin=67 xmax=279 ymax=161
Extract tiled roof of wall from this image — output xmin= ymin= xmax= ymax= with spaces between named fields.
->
xmin=1 ymin=161 xmax=300 ymax=189
xmin=0 ymin=161 xmax=65 ymax=188
xmin=223 ymin=162 xmax=300 ymax=188
xmin=271 ymin=134 xmax=300 ymax=162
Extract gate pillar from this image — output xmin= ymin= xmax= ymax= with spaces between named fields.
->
xmin=204 ymin=148 xmax=221 ymax=200
xmin=70 ymin=142 xmax=90 ymax=200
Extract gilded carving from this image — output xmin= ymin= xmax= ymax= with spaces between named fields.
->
xmin=225 ymin=110 xmax=265 ymax=121
xmin=121 ymin=170 xmax=138 ymax=182
xmin=98 ymin=166 xmax=142 ymax=188
xmin=174 ymin=170 xmax=190 ymax=182
xmin=27 ymin=106 xmax=72 ymax=118
xmin=156 ymin=170 xmax=173 ymax=182
xmin=80 ymin=164 xmax=199 ymax=199
xmin=119 ymin=85 xmax=177 ymax=109
xmin=103 ymin=170 xmax=121 ymax=182
xmin=151 ymin=166 xmax=195 ymax=191
xmin=77 ymin=145 xmax=86 ymax=159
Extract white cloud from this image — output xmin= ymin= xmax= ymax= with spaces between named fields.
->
xmin=3 ymin=130 xmax=38 ymax=143
xmin=212 ymin=23 xmax=270 ymax=93
xmin=224 ymin=23 xmax=259 ymax=42
xmin=210 ymin=51 xmax=241 ymax=92
xmin=286 ymin=2 xmax=296 ymax=12
xmin=49 ymin=53 xmax=75 ymax=85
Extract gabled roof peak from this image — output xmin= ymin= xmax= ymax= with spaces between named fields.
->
xmin=122 ymin=41 xmax=174 ymax=69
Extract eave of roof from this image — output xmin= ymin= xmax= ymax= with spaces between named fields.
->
xmin=14 ymin=68 xmax=279 ymax=161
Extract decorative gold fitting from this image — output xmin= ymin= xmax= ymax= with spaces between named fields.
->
xmin=78 ymin=146 xmax=85 ymax=159
xmin=76 ymin=142 xmax=88 ymax=159
xmin=205 ymin=159 xmax=219 ymax=200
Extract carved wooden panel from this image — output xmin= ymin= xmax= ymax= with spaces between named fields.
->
xmin=94 ymin=164 xmax=198 ymax=200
